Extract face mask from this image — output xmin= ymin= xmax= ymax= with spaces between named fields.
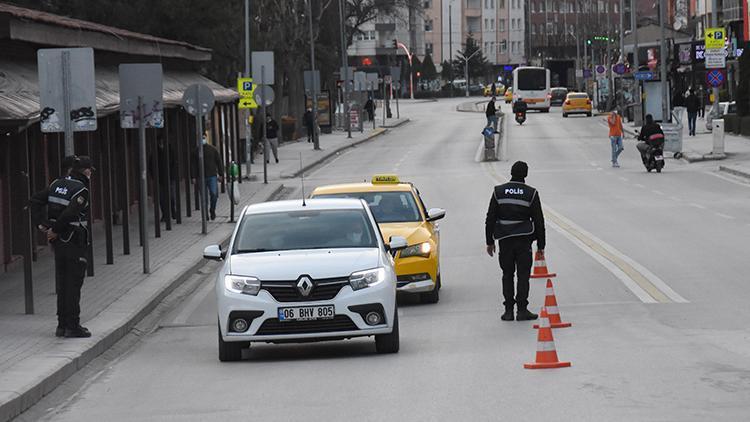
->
xmin=202 ymin=137 xmax=207 ymax=145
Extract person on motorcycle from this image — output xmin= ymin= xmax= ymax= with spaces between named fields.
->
xmin=513 ymin=98 xmax=528 ymax=115
xmin=636 ymin=114 xmax=664 ymax=165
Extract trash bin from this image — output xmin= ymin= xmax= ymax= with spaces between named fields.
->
xmin=661 ymin=107 xmax=684 ymax=158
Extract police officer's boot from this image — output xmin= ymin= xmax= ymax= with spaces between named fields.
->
xmin=64 ymin=325 xmax=91 ymax=338
xmin=500 ymin=306 xmax=514 ymax=321
xmin=516 ymin=308 xmax=538 ymax=321
xmin=55 ymin=326 xmax=65 ymax=337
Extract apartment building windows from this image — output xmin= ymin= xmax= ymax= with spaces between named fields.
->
xmin=498 ymin=0 xmax=505 ymax=8
xmin=499 ymin=40 xmax=507 ymax=53
xmin=423 ymin=0 xmax=432 ymax=8
xmin=490 ymin=19 xmax=494 ymax=30
xmin=355 ymin=30 xmax=376 ymax=41
xmin=425 ymin=19 xmax=433 ymax=31
xmin=499 ymin=19 xmax=505 ymax=32
xmin=425 ymin=42 xmax=433 ymax=55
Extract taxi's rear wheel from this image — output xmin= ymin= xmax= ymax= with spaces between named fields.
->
xmin=218 ymin=321 xmax=249 ymax=362
xmin=420 ymin=277 xmax=440 ymax=304
xmin=375 ymin=312 xmax=399 ymax=354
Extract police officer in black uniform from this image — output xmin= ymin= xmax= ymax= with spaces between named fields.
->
xmin=485 ymin=161 xmax=546 ymax=321
xmin=30 ymin=156 xmax=93 ymax=338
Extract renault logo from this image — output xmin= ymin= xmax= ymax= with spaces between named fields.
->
xmin=297 ymin=276 xmax=313 ymax=296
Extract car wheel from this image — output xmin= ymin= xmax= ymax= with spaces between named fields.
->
xmin=563 ymin=113 xmax=568 ymax=118
xmin=587 ymin=112 xmax=592 ymax=117
xmin=218 ymin=321 xmax=248 ymax=362
xmin=375 ymin=311 xmax=400 ymax=354
xmin=420 ymin=277 xmax=440 ymax=304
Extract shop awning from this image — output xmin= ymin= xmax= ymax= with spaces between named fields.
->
xmin=0 ymin=61 xmax=238 ymax=125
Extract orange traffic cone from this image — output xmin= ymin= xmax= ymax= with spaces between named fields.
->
xmin=524 ymin=307 xmax=571 ymax=369
xmin=530 ymin=251 xmax=556 ymax=279
xmin=533 ymin=279 xmax=571 ymax=329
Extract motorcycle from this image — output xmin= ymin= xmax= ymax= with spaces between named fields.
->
xmin=642 ymin=134 xmax=665 ymax=173
xmin=515 ymin=111 xmax=526 ymax=125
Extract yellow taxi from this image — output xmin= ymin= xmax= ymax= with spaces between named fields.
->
xmin=483 ymin=84 xmax=505 ymax=97
xmin=504 ymin=88 xmax=513 ymax=103
xmin=310 ymin=175 xmax=446 ymax=303
xmin=562 ymin=92 xmax=593 ymax=117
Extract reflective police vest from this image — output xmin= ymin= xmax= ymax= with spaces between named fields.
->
xmin=47 ymin=176 xmax=88 ymax=239
xmin=493 ymin=181 xmax=537 ymax=240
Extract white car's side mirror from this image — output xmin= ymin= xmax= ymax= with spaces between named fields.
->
xmin=427 ymin=208 xmax=446 ymax=222
xmin=203 ymin=244 xmax=224 ymax=261
xmin=387 ymin=236 xmax=408 ymax=252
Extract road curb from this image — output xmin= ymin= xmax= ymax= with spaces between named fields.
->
xmin=456 ymin=100 xmax=487 ymax=113
xmin=718 ymin=165 xmax=750 ymax=179
xmin=0 ymin=184 xmax=285 ymax=422
xmin=288 ymin=123 xmax=406 ymax=178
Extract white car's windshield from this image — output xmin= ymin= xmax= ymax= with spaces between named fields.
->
xmin=233 ymin=209 xmax=378 ymax=253
xmin=315 ymin=191 xmax=422 ymax=223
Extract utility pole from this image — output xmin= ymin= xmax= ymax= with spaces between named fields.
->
xmin=659 ymin=0 xmax=669 ymax=122
xmin=631 ymin=0 xmax=642 ymax=125
xmin=711 ymin=0 xmax=720 ymax=119
xmin=449 ymin=1 xmax=453 ymax=97
xmin=244 ymin=0 xmax=252 ymax=178
xmin=307 ymin=0 xmax=320 ymax=150
xmin=339 ymin=0 xmax=351 ymax=138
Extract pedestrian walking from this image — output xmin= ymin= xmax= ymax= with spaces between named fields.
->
xmin=30 ymin=156 xmax=94 ymax=338
xmin=303 ymin=107 xmax=314 ymax=143
xmin=486 ymin=96 xmax=498 ymax=130
xmin=194 ymin=132 xmax=224 ymax=221
xmin=264 ymin=113 xmax=279 ymax=164
xmin=685 ymin=89 xmax=700 ymax=136
xmin=364 ymin=97 xmax=375 ymax=121
xmin=607 ymin=110 xmax=624 ymax=167
xmin=485 ymin=161 xmax=546 ymax=322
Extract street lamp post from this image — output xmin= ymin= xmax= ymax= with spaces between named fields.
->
xmin=659 ymin=0 xmax=669 ymax=122
xmin=244 ymin=0 xmax=251 ymax=178
xmin=569 ymin=30 xmax=581 ymax=91
xmin=338 ymin=0 xmax=351 ymax=138
xmin=463 ymin=48 xmax=482 ymax=97
xmin=396 ymin=42 xmax=415 ymax=99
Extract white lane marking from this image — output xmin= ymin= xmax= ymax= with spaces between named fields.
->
xmin=705 ymin=170 xmax=750 ymax=187
xmin=652 ymin=190 xmax=665 ymax=196
xmin=589 ymin=161 xmax=598 ymax=167
xmin=669 ymin=196 xmax=682 ymax=202
xmin=619 ymin=177 xmax=629 ymax=182
xmin=634 ymin=183 xmax=645 ymax=188
xmin=474 ymin=138 xmax=485 ymax=162
xmin=715 ymin=213 xmax=735 ymax=220
xmin=171 ymin=277 xmax=215 ymax=325
xmin=546 ymin=220 xmax=656 ymax=304
xmin=689 ymin=203 xmax=707 ymax=209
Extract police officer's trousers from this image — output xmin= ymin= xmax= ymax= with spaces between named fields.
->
xmin=53 ymin=240 xmax=87 ymax=328
xmin=497 ymin=236 xmax=533 ymax=309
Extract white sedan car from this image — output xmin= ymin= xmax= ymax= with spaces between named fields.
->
xmin=204 ymin=198 xmax=406 ymax=361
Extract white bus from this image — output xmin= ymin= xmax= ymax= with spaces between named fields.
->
xmin=512 ymin=67 xmax=551 ymax=112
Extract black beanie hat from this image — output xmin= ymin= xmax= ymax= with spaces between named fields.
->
xmin=511 ymin=161 xmax=528 ymax=179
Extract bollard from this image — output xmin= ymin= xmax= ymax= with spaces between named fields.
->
xmin=712 ymin=119 xmax=725 ymax=155
xmin=229 ymin=161 xmax=239 ymax=222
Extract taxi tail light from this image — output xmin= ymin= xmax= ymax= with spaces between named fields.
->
xmin=565 ymin=100 xmax=571 ymax=105
xmin=586 ymin=99 xmax=592 ymax=105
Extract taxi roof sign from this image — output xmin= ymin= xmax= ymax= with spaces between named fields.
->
xmin=372 ymin=174 xmax=400 ymax=184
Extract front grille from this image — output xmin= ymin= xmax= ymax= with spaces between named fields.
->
xmin=256 ymin=315 xmax=359 ymax=335
xmin=262 ymin=277 xmax=349 ymax=302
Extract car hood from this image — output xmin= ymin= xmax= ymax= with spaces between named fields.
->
xmin=379 ymin=222 xmax=431 ymax=246
xmin=229 ymin=248 xmax=380 ymax=280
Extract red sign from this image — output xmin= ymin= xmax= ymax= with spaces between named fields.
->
xmin=706 ymin=69 xmax=726 ymax=87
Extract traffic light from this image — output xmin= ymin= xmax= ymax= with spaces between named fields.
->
xmin=392 ymin=39 xmax=398 ymax=49
xmin=586 ymin=39 xmax=592 ymax=45
xmin=416 ymin=71 xmax=421 ymax=77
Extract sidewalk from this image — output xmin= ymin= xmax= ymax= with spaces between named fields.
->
xmin=0 ymin=118 xmax=406 ymax=421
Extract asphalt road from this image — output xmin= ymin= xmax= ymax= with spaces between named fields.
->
xmin=27 ymin=99 xmax=750 ymax=421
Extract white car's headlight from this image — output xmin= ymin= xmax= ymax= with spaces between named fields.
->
xmin=225 ymin=275 xmax=261 ymax=295
xmin=349 ymin=267 xmax=386 ymax=291
xmin=399 ymin=242 xmax=431 ymax=258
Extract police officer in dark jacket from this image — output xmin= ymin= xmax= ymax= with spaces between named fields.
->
xmin=485 ymin=161 xmax=546 ymax=321
xmin=30 ymin=156 xmax=93 ymax=338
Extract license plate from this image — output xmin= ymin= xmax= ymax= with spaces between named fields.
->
xmin=655 ymin=155 xmax=664 ymax=161
xmin=278 ymin=305 xmax=335 ymax=322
